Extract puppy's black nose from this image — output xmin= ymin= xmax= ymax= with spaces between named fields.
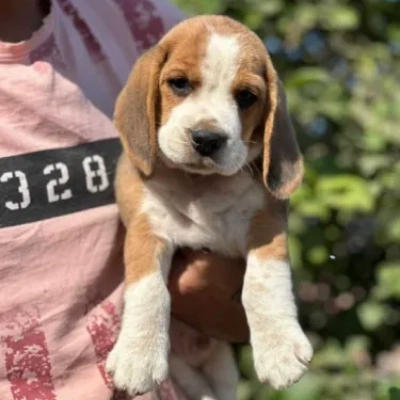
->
xmin=190 ymin=129 xmax=227 ymax=157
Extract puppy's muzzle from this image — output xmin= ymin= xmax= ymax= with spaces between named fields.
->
xmin=190 ymin=129 xmax=228 ymax=158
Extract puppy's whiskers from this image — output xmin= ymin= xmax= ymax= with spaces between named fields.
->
xmin=169 ymin=127 xmax=191 ymax=148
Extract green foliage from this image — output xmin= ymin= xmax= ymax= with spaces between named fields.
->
xmin=171 ymin=0 xmax=400 ymax=398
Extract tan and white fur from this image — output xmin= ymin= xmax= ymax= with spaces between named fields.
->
xmin=106 ymin=15 xmax=313 ymax=400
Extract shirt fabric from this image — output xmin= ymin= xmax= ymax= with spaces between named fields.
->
xmin=0 ymin=1 xmax=202 ymax=399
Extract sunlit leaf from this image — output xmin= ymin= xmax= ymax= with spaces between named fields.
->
xmin=320 ymin=5 xmax=360 ymax=31
xmin=286 ymin=68 xmax=332 ymax=87
xmin=358 ymin=302 xmax=388 ymax=330
xmin=316 ymin=175 xmax=374 ymax=212
xmin=373 ymin=263 xmax=400 ymax=300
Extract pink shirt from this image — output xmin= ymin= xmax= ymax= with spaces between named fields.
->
xmin=0 ymin=1 xmax=199 ymax=399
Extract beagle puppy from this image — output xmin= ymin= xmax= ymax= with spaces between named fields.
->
xmin=106 ymin=15 xmax=313 ymax=399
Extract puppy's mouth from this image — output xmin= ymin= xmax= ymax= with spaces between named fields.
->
xmin=179 ymin=156 xmax=246 ymax=177
xmin=181 ymin=158 xmax=221 ymax=175
xmin=162 ymin=153 xmax=233 ymax=176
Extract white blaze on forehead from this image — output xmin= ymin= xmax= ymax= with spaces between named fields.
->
xmin=201 ymin=33 xmax=241 ymax=96
xmin=157 ymin=31 xmax=248 ymax=175
xmin=192 ymin=33 xmax=242 ymax=137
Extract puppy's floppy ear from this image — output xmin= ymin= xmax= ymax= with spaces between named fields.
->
xmin=262 ymin=58 xmax=304 ymax=199
xmin=114 ymin=46 xmax=166 ymax=176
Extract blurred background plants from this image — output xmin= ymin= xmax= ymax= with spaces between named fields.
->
xmin=171 ymin=0 xmax=400 ymax=398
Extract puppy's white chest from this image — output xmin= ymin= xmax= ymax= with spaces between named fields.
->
xmin=141 ymin=174 xmax=264 ymax=256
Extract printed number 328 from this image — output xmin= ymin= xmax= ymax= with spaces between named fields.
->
xmin=0 ymin=155 xmax=109 ymax=210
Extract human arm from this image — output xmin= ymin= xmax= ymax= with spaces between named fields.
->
xmin=169 ymin=249 xmax=249 ymax=344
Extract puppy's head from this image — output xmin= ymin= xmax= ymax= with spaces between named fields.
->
xmin=115 ymin=15 xmax=303 ymax=199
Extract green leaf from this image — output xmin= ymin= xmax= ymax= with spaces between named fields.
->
xmin=242 ymin=11 xmax=266 ymax=30
xmin=363 ymin=131 xmax=388 ymax=152
xmin=307 ymin=246 xmax=329 ymax=266
xmin=296 ymin=4 xmax=318 ymax=28
xmin=316 ymin=175 xmax=374 ymax=212
xmin=388 ymin=217 xmax=400 ymax=241
xmin=238 ymin=346 xmax=256 ymax=379
xmin=286 ymin=68 xmax=332 ymax=88
xmin=173 ymin=0 xmax=226 ymax=14
xmin=281 ymin=374 xmax=322 ymax=400
xmin=244 ymin=0 xmax=283 ymax=16
xmin=357 ymin=302 xmax=388 ymax=331
xmin=289 ymin=236 xmax=303 ymax=270
xmin=237 ymin=381 xmax=254 ymax=400
xmin=312 ymin=340 xmax=347 ymax=369
xmin=373 ymin=263 xmax=400 ymax=300
xmin=389 ymin=387 xmax=400 ymax=400
xmin=359 ymin=154 xmax=390 ymax=175
xmin=320 ymin=5 xmax=360 ymax=31
xmin=388 ymin=24 xmax=400 ymax=42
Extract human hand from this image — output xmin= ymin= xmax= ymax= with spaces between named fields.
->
xmin=168 ymin=248 xmax=249 ymax=344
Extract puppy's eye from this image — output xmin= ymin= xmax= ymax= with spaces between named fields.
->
xmin=236 ymin=90 xmax=257 ymax=110
xmin=168 ymin=78 xmax=192 ymax=96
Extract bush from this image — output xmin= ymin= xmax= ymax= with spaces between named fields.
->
xmin=170 ymin=0 xmax=400 ymax=398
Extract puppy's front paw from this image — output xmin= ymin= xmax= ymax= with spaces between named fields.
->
xmin=106 ymin=334 xmax=169 ymax=395
xmin=253 ymin=319 xmax=313 ymax=390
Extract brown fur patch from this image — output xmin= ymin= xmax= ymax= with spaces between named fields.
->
xmin=114 ymin=46 xmax=166 ymax=176
xmin=247 ymin=193 xmax=289 ymax=261
xmin=124 ymin=214 xmax=167 ymax=284
xmin=115 ymin=154 xmax=166 ymax=284
xmin=158 ymin=27 xmax=209 ymax=125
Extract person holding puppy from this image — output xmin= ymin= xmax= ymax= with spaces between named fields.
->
xmin=0 ymin=0 xmax=248 ymax=399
